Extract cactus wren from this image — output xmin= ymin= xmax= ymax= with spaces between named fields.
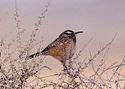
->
xmin=28 ymin=30 xmax=83 ymax=63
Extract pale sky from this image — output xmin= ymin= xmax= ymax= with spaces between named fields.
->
xmin=0 ymin=0 xmax=125 ymax=68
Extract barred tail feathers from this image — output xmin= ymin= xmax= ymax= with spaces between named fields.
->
xmin=28 ymin=51 xmax=41 ymax=59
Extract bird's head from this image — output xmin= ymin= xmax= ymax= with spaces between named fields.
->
xmin=60 ymin=30 xmax=83 ymax=38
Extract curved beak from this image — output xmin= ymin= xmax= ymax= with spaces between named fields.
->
xmin=75 ymin=31 xmax=83 ymax=35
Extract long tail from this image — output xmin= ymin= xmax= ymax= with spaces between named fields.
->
xmin=28 ymin=51 xmax=42 ymax=59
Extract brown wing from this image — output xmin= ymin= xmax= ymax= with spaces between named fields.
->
xmin=48 ymin=37 xmax=75 ymax=61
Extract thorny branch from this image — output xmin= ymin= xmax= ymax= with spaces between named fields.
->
xmin=0 ymin=0 xmax=125 ymax=89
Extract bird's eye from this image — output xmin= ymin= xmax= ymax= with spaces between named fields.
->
xmin=63 ymin=34 xmax=68 ymax=37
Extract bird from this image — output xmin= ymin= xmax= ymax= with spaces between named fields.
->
xmin=28 ymin=30 xmax=83 ymax=63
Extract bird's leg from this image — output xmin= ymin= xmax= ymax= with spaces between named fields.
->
xmin=62 ymin=60 xmax=71 ymax=75
xmin=61 ymin=60 xmax=67 ymax=71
